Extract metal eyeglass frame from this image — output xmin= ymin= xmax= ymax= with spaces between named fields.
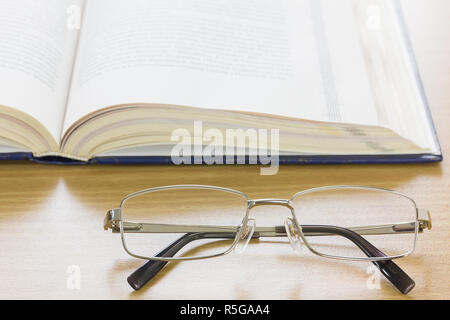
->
xmin=104 ymin=185 xmax=432 ymax=294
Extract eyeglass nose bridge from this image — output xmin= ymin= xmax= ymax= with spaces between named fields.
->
xmin=248 ymin=199 xmax=294 ymax=210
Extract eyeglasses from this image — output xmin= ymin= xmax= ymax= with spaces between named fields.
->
xmin=103 ymin=185 xmax=432 ymax=294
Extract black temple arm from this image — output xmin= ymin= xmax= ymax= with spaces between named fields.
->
xmin=128 ymin=226 xmax=414 ymax=294
xmin=302 ymin=226 xmax=415 ymax=294
xmin=127 ymin=232 xmax=247 ymax=290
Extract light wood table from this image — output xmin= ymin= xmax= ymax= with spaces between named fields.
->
xmin=0 ymin=0 xmax=448 ymax=299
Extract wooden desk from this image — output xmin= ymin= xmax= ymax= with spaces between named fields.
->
xmin=0 ymin=0 xmax=448 ymax=299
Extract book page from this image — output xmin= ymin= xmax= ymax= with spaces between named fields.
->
xmin=64 ymin=0 xmax=379 ymax=134
xmin=0 ymin=137 xmax=29 ymax=154
xmin=0 ymin=0 xmax=84 ymax=144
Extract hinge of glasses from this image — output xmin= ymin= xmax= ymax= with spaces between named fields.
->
xmin=418 ymin=209 xmax=432 ymax=232
xmin=104 ymin=208 xmax=121 ymax=233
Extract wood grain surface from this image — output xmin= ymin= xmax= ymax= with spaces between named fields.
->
xmin=0 ymin=0 xmax=448 ymax=299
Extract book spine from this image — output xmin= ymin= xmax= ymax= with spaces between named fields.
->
xmin=0 ymin=153 xmax=442 ymax=165
xmin=91 ymin=154 xmax=442 ymax=165
xmin=0 ymin=152 xmax=33 ymax=161
xmin=0 ymin=152 xmax=90 ymax=164
xmin=29 ymin=154 xmax=90 ymax=165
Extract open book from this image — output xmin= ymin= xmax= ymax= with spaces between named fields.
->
xmin=0 ymin=0 xmax=442 ymax=164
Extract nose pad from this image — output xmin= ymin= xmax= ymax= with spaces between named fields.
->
xmin=285 ymin=216 xmax=304 ymax=254
xmin=234 ymin=218 xmax=256 ymax=254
